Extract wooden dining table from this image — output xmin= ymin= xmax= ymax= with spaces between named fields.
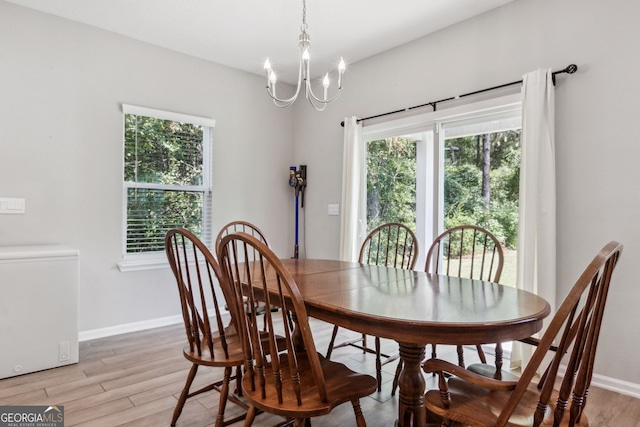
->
xmin=259 ymin=258 xmax=551 ymax=427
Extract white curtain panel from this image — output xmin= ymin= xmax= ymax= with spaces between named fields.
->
xmin=339 ymin=117 xmax=366 ymax=262
xmin=511 ymin=69 xmax=557 ymax=369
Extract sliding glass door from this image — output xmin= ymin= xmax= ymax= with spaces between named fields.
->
xmin=362 ymin=95 xmax=521 ymax=279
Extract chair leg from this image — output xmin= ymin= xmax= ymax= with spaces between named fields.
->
xmin=476 ymin=344 xmax=487 ymax=364
xmin=326 ymin=325 xmax=340 ymax=358
xmin=234 ymin=365 xmax=243 ymax=396
xmin=431 ymin=343 xmax=437 ymax=376
xmin=351 ymin=399 xmax=367 ymax=427
xmin=494 ymin=342 xmax=503 ymax=378
xmin=456 ymin=345 xmax=465 ymax=368
xmin=214 ymin=366 xmax=233 ymax=427
xmin=171 ymin=363 xmax=198 ymax=426
xmin=391 ymin=359 xmax=403 ymax=396
xmin=243 ymin=405 xmax=257 ymax=427
xmin=375 ymin=336 xmax=382 ymax=392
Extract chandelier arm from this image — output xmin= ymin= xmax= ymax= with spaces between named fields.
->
xmin=305 ymin=82 xmax=333 ymax=111
xmin=267 ymin=91 xmax=295 ymax=108
xmin=307 ymin=96 xmax=328 ymax=112
xmin=266 ymin=58 xmax=305 ymax=107
xmin=305 ymin=82 xmax=343 ymax=104
xmin=266 ymin=86 xmax=296 ymax=107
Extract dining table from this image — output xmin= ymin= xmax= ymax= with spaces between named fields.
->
xmin=258 ymin=258 xmax=551 ymax=427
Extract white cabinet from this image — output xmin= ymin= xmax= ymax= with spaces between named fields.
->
xmin=0 ymin=245 xmax=79 ymax=379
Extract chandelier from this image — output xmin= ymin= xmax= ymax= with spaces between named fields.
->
xmin=263 ymin=0 xmax=345 ymax=111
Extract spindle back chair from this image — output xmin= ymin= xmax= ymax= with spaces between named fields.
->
xmin=218 ymin=232 xmax=378 ymax=426
xmin=423 ymin=241 xmax=623 ymax=427
xmin=165 ymin=228 xmax=247 ymax=427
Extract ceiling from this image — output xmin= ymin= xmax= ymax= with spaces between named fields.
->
xmin=6 ymin=0 xmax=515 ymax=84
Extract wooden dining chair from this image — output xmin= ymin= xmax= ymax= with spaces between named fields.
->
xmin=215 ymin=220 xmax=270 ymax=255
xmin=165 ymin=228 xmax=248 ymax=427
xmin=218 ymin=232 xmax=378 ymax=426
xmin=428 ymin=225 xmax=504 ymax=365
xmin=422 ymin=241 xmax=622 ymax=427
xmin=326 ymin=222 xmax=418 ymax=392
xmin=215 ymin=220 xmax=274 ymax=326
xmin=391 ymin=224 xmax=504 ymax=395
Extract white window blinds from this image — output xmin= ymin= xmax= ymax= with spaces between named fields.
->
xmin=122 ymin=105 xmax=214 ymax=256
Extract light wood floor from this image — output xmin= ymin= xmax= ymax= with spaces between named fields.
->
xmin=1 ymin=319 xmax=639 ymax=426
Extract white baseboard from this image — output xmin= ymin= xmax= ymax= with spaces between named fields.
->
xmin=558 ymin=365 xmax=640 ymax=400
xmin=78 ymin=315 xmax=183 ymax=342
xmin=590 ymin=372 xmax=640 ymax=399
xmin=472 ymin=346 xmax=640 ymax=400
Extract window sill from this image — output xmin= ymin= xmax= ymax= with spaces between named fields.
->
xmin=118 ymin=254 xmax=170 ymax=272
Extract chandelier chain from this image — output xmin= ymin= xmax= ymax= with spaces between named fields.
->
xmin=302 ymin=0 xmax=307 ymax=30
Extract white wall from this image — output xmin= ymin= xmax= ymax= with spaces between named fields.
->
xmin=0 ymin=1 xmax=295 ymax=333
xmin=293 ymin=0 xmax=640 ymax=388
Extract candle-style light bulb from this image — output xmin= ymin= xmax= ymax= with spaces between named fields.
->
xmin=322 ymin=74 xmax=330 ymax=89
xmin=264 ymin=58 xmax=273 ymax=89
xmin=301 ymin=48 xmax=311 ymax=80
xmin=269 ymin=70 xmax=277 ymax=96
xmin=322 ymin=73 xmax=330 ymax=100
xmin=338 ymin=57 xmax=345 ymax=88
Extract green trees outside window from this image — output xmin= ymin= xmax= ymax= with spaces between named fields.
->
xmin=124 ymin=114 xmax=210 ymax=253
xmin=366 ymin=137 xmax=417 ymax=232
xmin=444 ymin=130 xmax=520 ymax=250
xmin=366 ymin=129 xmax=520 ymax=252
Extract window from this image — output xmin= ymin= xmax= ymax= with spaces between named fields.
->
xmin=366 ymin=137 xmax=417 ymax=231
xmin=363 ymin=130 xmax=431 ymax=266
xmin=361 ymin=94 xmax=521 ymax=279
xmin=441 ymin=115 xmax=521 ymax=285
xmin=120 ymin=105 xmax=214 ymax=270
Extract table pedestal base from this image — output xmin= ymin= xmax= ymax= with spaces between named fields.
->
xmin=397 ymin=342 xmax=426 ymax=427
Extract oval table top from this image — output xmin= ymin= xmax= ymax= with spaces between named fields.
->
xmin=278 ymin=258 xmax=551 ymax=346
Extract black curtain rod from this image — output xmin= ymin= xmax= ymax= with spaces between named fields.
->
xmin=340 ymin=64 xmax=578 ymax=127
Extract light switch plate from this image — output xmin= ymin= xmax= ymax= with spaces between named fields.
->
xmin=0 ymin=198 xmax=26 ymax=214
xmin=328 ymin=204 xmax=340 ymax=216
